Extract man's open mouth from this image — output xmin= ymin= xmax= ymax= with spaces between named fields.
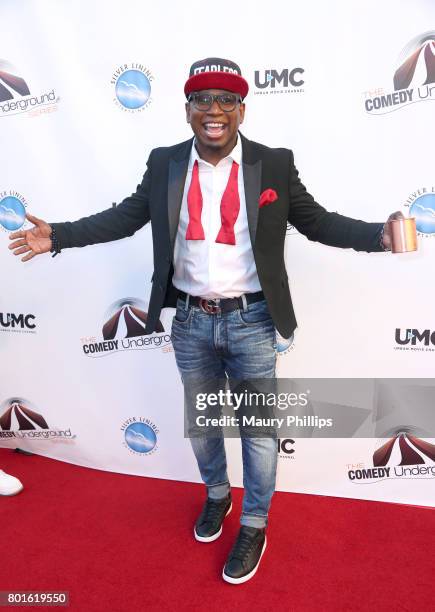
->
xmin=203 ymin=122 xmax=226 ymax=137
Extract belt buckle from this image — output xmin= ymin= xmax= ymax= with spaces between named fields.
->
xmin=199 ymin=298 xmax=220 ymax=314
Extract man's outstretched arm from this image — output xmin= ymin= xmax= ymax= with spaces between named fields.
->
xmin=9 ymin=154 xmax=152 ymax=261
xmin=286 ymin=151 xmax=401 ymax=252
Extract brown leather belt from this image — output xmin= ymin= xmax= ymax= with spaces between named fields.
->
xmin=177 ymin=290 xmax=265 ymax=314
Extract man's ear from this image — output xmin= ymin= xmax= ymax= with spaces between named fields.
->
xmin=239 ymin=102 xmax=246 ymax=125
xmin=185 ymin=102 xmax=191 ymax=123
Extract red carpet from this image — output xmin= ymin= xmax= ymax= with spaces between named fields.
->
xmin=1 ymin=449 xmax=433 ymax=611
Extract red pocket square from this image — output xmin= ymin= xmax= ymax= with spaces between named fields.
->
xmin=259 ymin=189 xmax=278 ymax=207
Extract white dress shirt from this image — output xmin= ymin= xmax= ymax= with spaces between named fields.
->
xmin=172 ymin=137 xmax=261 ymax=298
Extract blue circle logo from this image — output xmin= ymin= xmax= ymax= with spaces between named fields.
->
xmin=0 ymin=196 xmax=25 ymax=231
xmin=125 ymin=422 xmax=157 ymax=453
xmin=276 ymin=332 xmax=294 ymax=355
xmin=115 ymin=70 xmax=151 ymax=109
xmin=409 ymin=193 xmax=435 ymax=235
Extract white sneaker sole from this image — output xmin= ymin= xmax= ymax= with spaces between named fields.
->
xmin=194 ymin=502 xmax=232 ymax=543
xmin=222 ymin=536 xmax=267 ymax=584
xmin=0 ymin=484 xmax=24 ymax=496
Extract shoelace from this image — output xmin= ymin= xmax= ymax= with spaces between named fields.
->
xmin=200 ymin=499 xmax=228 ymax=525
xmin=231 ymin=530 xmax=258 ymax=562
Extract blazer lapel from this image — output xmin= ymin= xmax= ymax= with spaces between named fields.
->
xmin=168 ymin=139 xmax=192 ymax=253
xmin=241 ymin=133 xmax=262 ymax=248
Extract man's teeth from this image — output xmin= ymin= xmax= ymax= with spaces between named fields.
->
xmin=205 ymin=123 xmax=225 ymax=129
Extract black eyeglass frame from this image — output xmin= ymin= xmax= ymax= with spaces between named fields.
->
xmin=187 ymin=92 xmax=243 ymax=112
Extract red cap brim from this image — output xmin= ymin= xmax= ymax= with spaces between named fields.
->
xmin=184 ymin=72 xmax=249 ymax=99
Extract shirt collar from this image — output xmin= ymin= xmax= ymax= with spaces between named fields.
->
xmin=189 ymin=134 xmax=242 ymax=169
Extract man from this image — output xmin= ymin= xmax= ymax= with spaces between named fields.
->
xmin=0 ymin=469 xmax=23 ymax=496
xmin=8 ymin=57 xmax=401 ymax=584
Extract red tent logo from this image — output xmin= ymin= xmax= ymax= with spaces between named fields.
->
xmin=0 ymin=59 xmax=31 ymax=102
xmin=102 ymin=299 xmax=164 ymax=340
xmin=394 ymin=33 xmax=435 ymax=91
xmin=374 ymin=433 xmax=435 ymax=467
xmin=0 ymin=399 xmax=48 ymax=431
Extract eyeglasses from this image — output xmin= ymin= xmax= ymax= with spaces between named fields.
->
xmin=188 ymin=92 xmax=242 ymax=112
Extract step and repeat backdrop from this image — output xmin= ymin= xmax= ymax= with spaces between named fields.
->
xmin=1 ymin=0 xmax=434 ymax=507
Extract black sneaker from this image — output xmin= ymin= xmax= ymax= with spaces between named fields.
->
xmin=222 ymin=526 xmax=267 ymax=584
xmin=194 ymin=494 xmax=232 ymax=542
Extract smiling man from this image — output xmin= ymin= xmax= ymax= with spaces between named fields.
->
xmin=8 ymin=57 xmax=401 ymax=584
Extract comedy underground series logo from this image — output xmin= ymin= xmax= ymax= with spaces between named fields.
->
xmin=363 ymin=31 xmax=435 ymax=115
xmin=80 ymin=298 xmax=171 ymax=357
xmin=111 ymin=62 xmax=153 ymax=112
xmin=0 ymin=398 xmax=75 ymax=441
xmin=347 ymin=432 xmax=435 ymax=484
xmin=0 ymin=58 xmax=60 ymax=118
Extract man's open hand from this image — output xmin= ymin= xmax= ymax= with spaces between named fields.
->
xmin=8 ymin=213 xmax=52 ymax=262
xmin=381 ymin=211 xmax=405 ymax=250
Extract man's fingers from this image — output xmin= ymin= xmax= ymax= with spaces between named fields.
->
xmin=388 ymin=210 xmax=405 ymax=221
xmin=8 ymin=239 xmax=27 ymax=250
xmin=9 ymin=230 xmax=26 ymax=240
xmin=21 ymin=251 xmax=36 ymax=262
xmin=13 ymin=246 xmax=32 ymax=256
xmin=25 ymin=212 xmax=41 ymax=225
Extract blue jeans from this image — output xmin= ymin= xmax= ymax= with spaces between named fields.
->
xmin=170 ymin=296 xmax=278 ymax=528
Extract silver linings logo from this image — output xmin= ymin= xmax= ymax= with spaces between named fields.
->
xmin=0 ymin=189 xmax=28 ymax=233
xmin=254 ymin=67 xmax=305 ymax=95
xmin=111 ymin=63 xmax=154 ymax=112
xmin=121 ymin=416 xmax=159 ymax=456
xmin=0 ymin=398 xmax=75 ymax=441
xmin=80 ymin=298 xmax=171 ymax=357
xmin=0 ymin=59 xmax=59 ymax=118
xmin=403 ymin=186 xmax=435 ymax=239
xmin=363 ymin=31 xmax=435 ymax=115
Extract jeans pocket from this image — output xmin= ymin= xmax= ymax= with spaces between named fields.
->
xmin=173 ymin=299 xmax=193 ymax=326
xmin=237 ymin=300 xmax=273 ymax=327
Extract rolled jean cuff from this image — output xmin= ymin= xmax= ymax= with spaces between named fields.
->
xmin=207 ymin=481 xmax=231 ymax=500
xmin=240 ymin=512 xmax=268 ymax=529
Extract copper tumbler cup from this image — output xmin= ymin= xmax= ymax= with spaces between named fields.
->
xmin=390 ymin=217 xmax=418 ymax=253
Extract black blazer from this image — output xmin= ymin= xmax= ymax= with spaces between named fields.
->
xmin=52 ymin=133 xmax=384 ymax=338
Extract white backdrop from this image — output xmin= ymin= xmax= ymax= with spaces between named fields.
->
xmin=1 ymin=0 xmax=434 ymax=508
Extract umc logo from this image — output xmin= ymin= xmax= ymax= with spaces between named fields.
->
xmin=394 ymin=329 xmax=435 ymax=352
xmin=0 ymin=312 xmax=36 ymax=334
xmin=278 ymin=438 xmax=295 ymax=459
xmin=254 ymin=68 xmax=304 ymax=95
xmin=364 ymin=31 xmax=435 ymax=114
